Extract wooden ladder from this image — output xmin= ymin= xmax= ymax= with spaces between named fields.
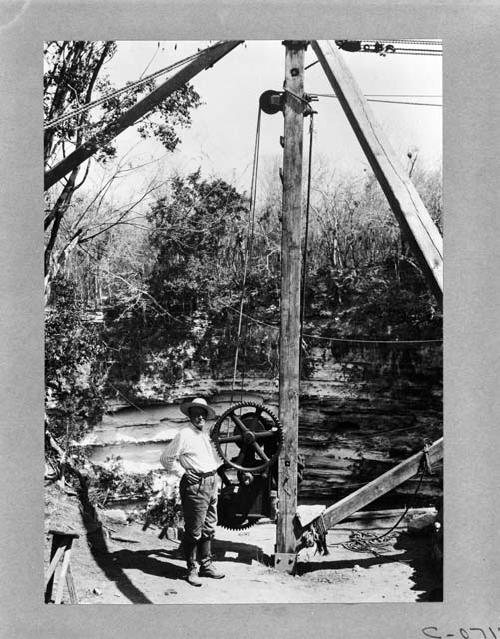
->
xmin=44 ymin=530 xmax=79 ymax=604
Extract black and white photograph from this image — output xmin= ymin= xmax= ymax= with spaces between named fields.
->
xmin=3 ymin=1 xmax=500 ymax=634
xmin=42 ymin=38 xmax=444 ymax=605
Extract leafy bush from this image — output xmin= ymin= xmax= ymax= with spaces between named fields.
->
xmin=86 ymin=455 xmax=156 ymax=508
xmin=45 ymin=274 xmax=106 ymax=446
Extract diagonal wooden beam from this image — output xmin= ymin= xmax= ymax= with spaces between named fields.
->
xmin=44 ymin=40 xmax=243 ymax=191
xmin=305 ymin=437 xmax=443 ymax=532
xmin=311 ymin=40 xmax=443 ymax=305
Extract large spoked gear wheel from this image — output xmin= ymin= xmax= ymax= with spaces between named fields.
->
xmin=211 ymin=402 xmax=283 ymax=473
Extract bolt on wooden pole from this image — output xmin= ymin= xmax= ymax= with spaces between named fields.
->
xmin=275 ymin=40 xmax=307 ymax=571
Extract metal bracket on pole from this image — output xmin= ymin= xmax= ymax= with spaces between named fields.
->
xmin=422 ymin=442 xmax=434 ymax=475
xmin=273 ymin=552 xmax=297 ymax=573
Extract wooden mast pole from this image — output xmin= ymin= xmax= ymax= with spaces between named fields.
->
xmin=275 ymin=40 xmax=307 ymax=572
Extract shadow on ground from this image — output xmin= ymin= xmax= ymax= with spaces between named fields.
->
xmin=158 ymin=537 xmax=269 ymax=566
xmin=213 ymin=537 xmax=270 ymax=565
xmin=296 ymin=551 xmax=409 ymax=574
xmin=108 ymin=548 xmax=187 ymax=580
xmin=79 ymin=482 xmax=156 ymax=604
xmin=295 ymin=531 xmax=442 ymax=602
xmin=394 ymin=532 xmax=443 ymax=601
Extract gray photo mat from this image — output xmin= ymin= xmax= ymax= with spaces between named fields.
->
xmin=1 ymin=1 xmax=499 ymax=637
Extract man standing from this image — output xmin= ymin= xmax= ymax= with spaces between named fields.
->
xmin=160 ymin=397 xmax=225 ymax=587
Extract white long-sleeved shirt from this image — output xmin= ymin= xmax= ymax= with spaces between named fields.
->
xmin=160 ymin=423 xmax=222 ymax=478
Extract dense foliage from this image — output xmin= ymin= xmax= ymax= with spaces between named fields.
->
xmin=45 ymin=275 xmax=106 ymax=445
xmin=85 ymin=456 xmax=156 ymax=508
xmin=92 ymin=166 xmax=443 ymax=396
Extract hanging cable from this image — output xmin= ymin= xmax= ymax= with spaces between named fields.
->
xmin=239 ymin=107 xmax=262 ymax=400
xmin=375 ymin=39 xmax=442 ymax=45
xmin=231 ymin=106 xmax=262 ymax=401
xmin=299 ymin=111 xmax=315 ymax=378
xmin=222 ymin=303 xmax=442 ymax=344
xmin=388 ymin=50 xmax=442 ymax=57
xmin=311 ymin=93 xmax=442 ymax=107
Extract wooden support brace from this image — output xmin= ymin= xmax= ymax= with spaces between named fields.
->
xmin=303 ymin=438 xmax=443 ymax=534
xmin=311 ymin=40 xmax=443 ymax=305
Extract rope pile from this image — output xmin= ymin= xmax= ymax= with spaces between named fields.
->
xmin=342 ymin=529 xmax=399 ymax=555
xmin=337 ymin=461 xmax=428 ymax=556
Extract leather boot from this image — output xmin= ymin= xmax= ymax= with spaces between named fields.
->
xmin=198 ymin=538 xmax=225 ymax=579
xmin=183 ymin=539 xmax=202 ymax=587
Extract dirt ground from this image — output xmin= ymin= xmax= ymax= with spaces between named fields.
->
xmin=44 ymin=484 xmax=442 ymax=605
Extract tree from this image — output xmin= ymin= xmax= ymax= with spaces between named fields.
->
xmin=147 ymin=170 xmax=249 ymax=317
xmin=44 ymin=41 xmax=201 ymax=292
xmin=99 ymin=171 xmax=253 ymax=389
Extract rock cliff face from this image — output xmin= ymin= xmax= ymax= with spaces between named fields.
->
xmin=82 ymin=342 xmax=442 ymax=508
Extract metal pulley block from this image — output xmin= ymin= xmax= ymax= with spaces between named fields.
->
xmin=259 ymin=90 xmax=284 ymax=115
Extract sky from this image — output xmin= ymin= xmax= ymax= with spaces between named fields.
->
xmin=86 ymin=40 xmax=442 ymax=205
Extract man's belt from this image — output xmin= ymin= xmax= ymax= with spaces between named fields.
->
xmin=193 ymin=470 xmax=217 ymax=478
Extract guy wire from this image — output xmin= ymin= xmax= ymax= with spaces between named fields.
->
xmin=231 ymin=105 xmax=261 ymax=402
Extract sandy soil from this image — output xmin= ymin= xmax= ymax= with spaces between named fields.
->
xmin=44 ymin=485 xmax=442 ymax=605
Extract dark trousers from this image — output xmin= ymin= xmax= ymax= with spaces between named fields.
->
xmin=180 ymin=474 xmax=218 ymax=567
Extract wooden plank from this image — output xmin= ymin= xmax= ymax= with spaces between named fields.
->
xmin=65 ymin=563 xmax=78 ymax=604
xmin=45 ymin=41 xmax=243 ymax=191
xmin=276 ymin=41 xmax=308 ymax=557
xmin=54 ymin=544 xmax=72 ymax=604
xmin=44 ymin=544 xmax=65 ymax=588
xmin=315 ymin=438 xmax=443 ymax=531
xmin=311 ymin=40 xmax=443 ymax=305
xmin=44 ymin=536 xmax=65 ymax=602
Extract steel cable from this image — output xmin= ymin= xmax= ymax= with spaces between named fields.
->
xmin=231 ymin=106 xmax=262 ymax=401
xmin=300 ymin=112 xmax=315 ymax=378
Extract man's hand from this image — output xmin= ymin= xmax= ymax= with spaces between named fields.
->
xmin=239 ymin=472 xmax=254 ymax=486
xmin=184 ymin=469 xmax=200 ymax=485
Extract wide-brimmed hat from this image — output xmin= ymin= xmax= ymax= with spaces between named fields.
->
xmin=180 ymin=397 xmax=216 ymax=420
